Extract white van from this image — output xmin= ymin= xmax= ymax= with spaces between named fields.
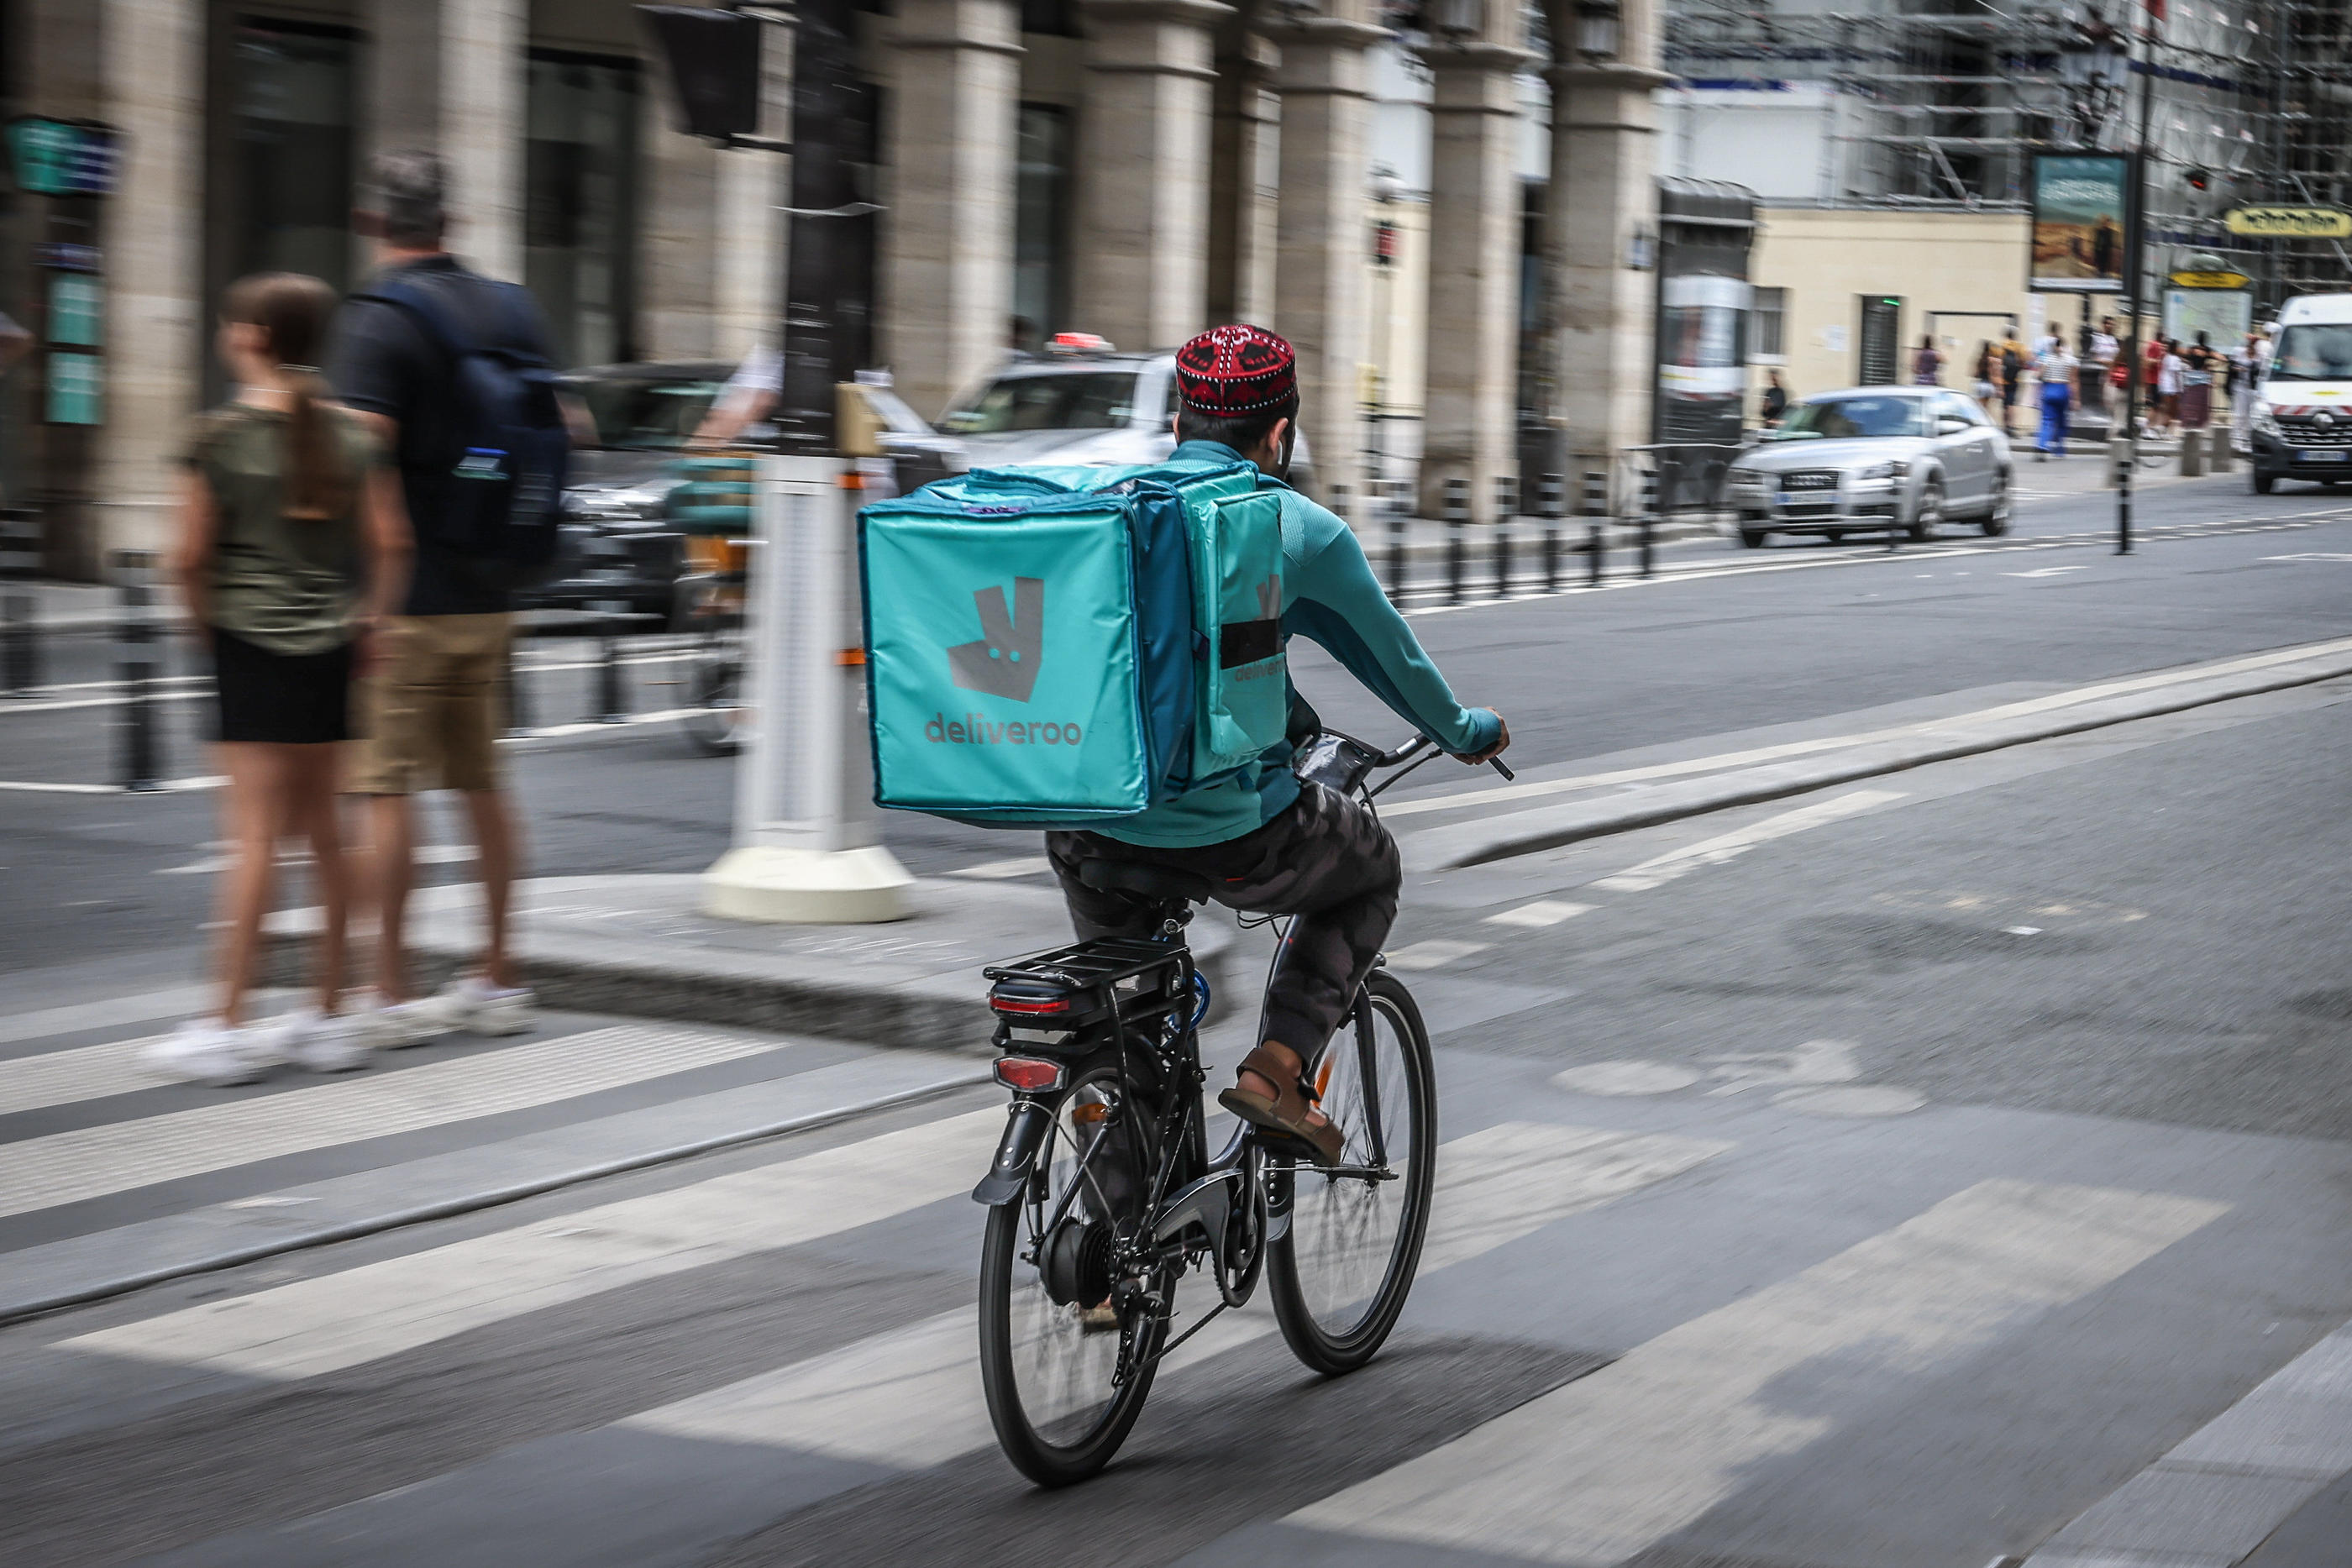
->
xmin=2250 ymin=293 xmax=2352 ymax=494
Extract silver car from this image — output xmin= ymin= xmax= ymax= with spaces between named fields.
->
xmin=1725 ymin=386 xmax=2012 ymax=548
xmin=937 ymin=344 xmax=1320 ymax=496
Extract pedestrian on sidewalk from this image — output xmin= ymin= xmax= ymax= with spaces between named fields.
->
xmin=1971 ymin=341 xmax=2000 ymax=424
xmin=328 ymin=150 xmax=554 ymax=1044
xmin=147 ymin=273 xmax=414 ymax=1085
xmin=1998 ymin=328 xmax=2029 ymax=437
xmin=1912 ymin=334 xmax=1943 ymax=387
xmin=1759 ymin=368 xmax=1788 ymax=428
xmin=2034 ymin=340 xmax=2077 ymax=460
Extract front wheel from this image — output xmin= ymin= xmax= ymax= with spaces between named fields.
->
xmin=1981 ymin=475 xmax=2011 ymax=536
xmin=1738 ymin=527 xmax=1768 ymax=549
xmin=1268 ymin=969 xmax=1438 ymax=1376
xmin=2252 ymin=469 xmax=2276 ymax=496
xmin=979 ymin=1070 xmax=1168 ymax=1486
xmin=1908 ymin=479 xmax=1943 ymax=542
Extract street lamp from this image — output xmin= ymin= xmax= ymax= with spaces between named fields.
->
xmin=1576 ymin=0 xmax=1621 ymax=63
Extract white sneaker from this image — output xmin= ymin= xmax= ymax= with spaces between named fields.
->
xmin=430 ymin=976 xmax=538 ymax=1037
xmin=270 ymin=1009 xmax=376 ymax=1073
xmin=139 ymin=1020 xmax=277 ymax=1087
xmin=362 ymin=993 xmax=454 ymax=1050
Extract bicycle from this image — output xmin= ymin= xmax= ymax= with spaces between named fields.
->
xmin=969 ymin=728 xmax=1508 ymax=1486
xmin=671 ymin=533 xmax=749 ymax=757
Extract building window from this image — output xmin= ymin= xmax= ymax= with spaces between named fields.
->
xmin=526 ymin=52 xmax=640 ymax=368
xmin=1013 ymin=105 xmax=1069 ymax=351
xmin=230 ymin=21 xmax=356 ymax=294
xmin=1751 ymin=286 xmax=1787 ymax=362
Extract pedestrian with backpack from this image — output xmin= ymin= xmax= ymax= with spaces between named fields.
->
xmin=328 ymin=150 xmax=568 ymax=1045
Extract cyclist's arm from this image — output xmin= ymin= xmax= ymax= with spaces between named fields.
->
xmin=1282 ymin=516 xmax=1500 ymax=758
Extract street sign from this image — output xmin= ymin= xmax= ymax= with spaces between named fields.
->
xmin=45 ymin=352 xmax=102 ymax=426
xmin=5 ymin=118 xmax=121 ymax=197
xmin=2168 ymin=269 xmax=2251 ymax=290
xmin=2225 ymin=206 xmax=2352 ymax=239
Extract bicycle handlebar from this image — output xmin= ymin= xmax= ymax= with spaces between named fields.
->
xmin=1373 ymin=734 xmax=1515 ymax=782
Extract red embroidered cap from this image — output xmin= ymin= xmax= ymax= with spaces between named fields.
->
xmin=1173 ymin=324 xmax=1298 ymax=414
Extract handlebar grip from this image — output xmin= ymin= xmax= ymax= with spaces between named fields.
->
xmin=1487 ymin=756 xmax=1515 ymax=781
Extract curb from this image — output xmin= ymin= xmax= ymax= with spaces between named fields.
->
xmin=0 ymin=1064 xmax=988 ymax=1326
xmin=1409 ymin=648 xmax=2352 ymax=870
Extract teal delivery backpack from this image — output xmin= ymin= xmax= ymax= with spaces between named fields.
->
xmin=859 ymin=461 xmax=1289 ymax=826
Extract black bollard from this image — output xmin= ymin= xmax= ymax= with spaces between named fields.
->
xmin=504 ymin=638 xmax=533 ymax=735
xmin=595 ymin=613 xmax=627 ymax=723
xmin=1 ymin=515 xmax=39 ymax=694
xmin=1493 ymin=476 xmax=1515 ymax=599
xmin=1638 ymin=469 xmax=1657 ymax=580
xmin=1445 ymin=477 xmax=1468 ymax=606
xmin=1388 ymin=498 xmax=1407 ymax=604
xmin=1540 ymin=473 xmax=1562 ymax=593
xmin=113 ymin=550 xmax=162 ymax=791
xmin=1583 ymin=470 xmax=1606 ymax=588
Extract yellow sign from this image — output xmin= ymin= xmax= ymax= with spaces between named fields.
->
xmin=2169 ymin=270 xmax=2251 ymax=290
xmin=2225 ymin=206 xmax=2352 ymax=239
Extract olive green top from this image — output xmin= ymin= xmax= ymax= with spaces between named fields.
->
xmin=181 ymin=401 xmax=383 ymax=656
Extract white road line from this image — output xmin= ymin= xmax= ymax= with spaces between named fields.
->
xmin=1483 ymin=899 xmax=1593 ymax=928
xmin=2003 ymin=565 xmax=2093 ymax=578
xmin=65 ymin=1107 xmax=1005 ymax=1379
xmin=1383 ymin=634 xmax=2352 ymax=821
xmin=1589 ymin=789 xmax=1905 ymax=892
xmin=947 ymin=857 xmax=1051 ymax=880
xmin=0 ymin=1025 xmax=785 ymax=1219
xmin=1285 ymin=1178 xmax=2228 ymax=1565
xmin=623 ymin=1121 xmax=1730 ymax=1459
xmin=1383 ymin=939 xmax=1490 ymax=971
xmin=0 ymin=984 xmax=217 ymax=1048
xmin=155 ymin=842 xmax=475 ymax=877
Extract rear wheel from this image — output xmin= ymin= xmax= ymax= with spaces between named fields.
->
xmin=675 ymin=588 xmax=745 ymax=758
xmin=979 ymin=1068 xmax=1169 ymax=1486
xmin=1268 ymin=969 xmax=1437 ymax=1376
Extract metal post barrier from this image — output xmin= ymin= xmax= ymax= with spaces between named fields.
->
xmin=2179 ymin=427 xmax=2206 ymax=478
xmin=1540 ymin=473 xmax=1562 ymax=592
xmin=1445 ymin=476 xmax=1468 ymax=606
xmin=1388 ymin=500 xmax=1407 ymax=604
xmin=1583 ymin=469 xmax=1606 ymax=588
xmin=0 ymin=514 xmax=39 ymax=695
xmin=587 ymin=601 xmax=630 ymax=722
xmin=1493 ymin=475 xmax=1515 ymax=598
xmin=1637 ymin=469 xmax=1657 ymax=580
xmin=504 ymin=637 xmax=533 ymax=735
xmin=2209 ymin=422 xmax=2234 ymax=473
xmin=112 ymin=550 xmax=163 ymax=791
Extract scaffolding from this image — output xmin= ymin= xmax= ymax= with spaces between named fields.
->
xmin=1660 ymin=0 xmax=2352 ymax=307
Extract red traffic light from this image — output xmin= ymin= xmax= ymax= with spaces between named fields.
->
xmin=2186 ymin=167 xmax=2212 ymax=191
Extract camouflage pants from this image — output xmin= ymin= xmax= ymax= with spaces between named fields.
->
xmin=1046 ymin=782 xmax=1401 ymax=1059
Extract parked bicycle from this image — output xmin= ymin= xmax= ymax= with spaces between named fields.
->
xmin=970 ymin=729 xmax=1499 ymax=1485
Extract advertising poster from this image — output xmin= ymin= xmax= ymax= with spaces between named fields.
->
xmin=2031 ymin=153 xmax=2129 ymax=292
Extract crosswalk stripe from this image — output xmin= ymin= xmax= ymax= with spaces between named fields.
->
xmin=0 ymin=1025 xmax=784 ymax=1220
xmin=0 ymin=985 xmax=219 ymax=1048
xmin=1283 ymin=1177 xmax=2229 ymax=1565
xmin=622 ymin=1121 xmax=1730 ymax=1460
xmin=64 ymin=1108 xmax=1006 ymax=1379
xmin=0 ymin=1035 xmax=169 ymax=1117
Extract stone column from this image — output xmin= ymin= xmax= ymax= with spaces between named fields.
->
xmin=441 ymin=0 xmax=528 ymax=283
xmin=883 ymin=0 xmax=1022 ymax=419
xmin=1267 ymin=6 xmax=1386 ymax=515
xmin=638 ymin=69 xmax=722 ymax=360
xmin=712 ymin=28 xmax=795 ymax=364
xmin=1205 ymin=24 xmax=1278 ymax=325
xmin=99 ymin=0 xmax=203 ymax=558
xmin=1419 ymin=40 xmax=1533 ymax=523
xmin=1543 ymin=0 xmax=1669 ymax=485
xmin=1072 ymin=0 xmax=1229 ymax=350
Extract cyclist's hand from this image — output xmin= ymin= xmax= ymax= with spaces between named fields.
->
xmin=1457 ymin=711 xmax=1509 ymax=766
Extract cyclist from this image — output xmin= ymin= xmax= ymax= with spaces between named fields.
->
xmin=1044 ymin=323 xmax=1507 ymax=1165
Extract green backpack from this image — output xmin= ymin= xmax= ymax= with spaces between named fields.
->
xmin=858 ymin=460 xmax=1289 ymax=826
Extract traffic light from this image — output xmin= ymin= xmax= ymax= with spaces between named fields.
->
xmin=2186 ymin=167 xmax=2212 ymax=192
xmin=638 ymin=7 xmax=764 ymax=144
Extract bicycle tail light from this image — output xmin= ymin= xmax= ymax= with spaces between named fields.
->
xmin=994 ymin=1057 xmax=1065 ymax=1093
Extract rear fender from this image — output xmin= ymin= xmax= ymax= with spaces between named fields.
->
xmin=971 ymin=1099 xmax=1054 ymax=1206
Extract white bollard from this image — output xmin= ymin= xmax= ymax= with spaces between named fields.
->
xmin=702 ymin=454 xmax=913 ymax=923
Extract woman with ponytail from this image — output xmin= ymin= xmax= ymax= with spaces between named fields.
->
xmin=151 ymin=273 xmax=412 ymax=1084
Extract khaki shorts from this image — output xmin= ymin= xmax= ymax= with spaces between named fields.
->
xmin=347 ymin=613 xmax=512 ymax=795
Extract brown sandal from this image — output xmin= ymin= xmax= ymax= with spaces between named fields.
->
xmin=1218 ymin=1044 xmax=1346 ymax=1166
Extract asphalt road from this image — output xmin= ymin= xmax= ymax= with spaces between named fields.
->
xmin=8 ymin=578 xmax=2352 ymax=1562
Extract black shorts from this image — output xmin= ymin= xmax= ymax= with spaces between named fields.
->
xmin=210 ymin=627 xmax=354 ymax=745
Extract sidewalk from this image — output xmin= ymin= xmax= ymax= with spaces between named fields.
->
xmin=264 ymin=873 xmax=1236 ymax=1056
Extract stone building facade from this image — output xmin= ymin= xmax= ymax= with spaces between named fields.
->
xmin=0 ymin=0 xmax=1664 ymax=571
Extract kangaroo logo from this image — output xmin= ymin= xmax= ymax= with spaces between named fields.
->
xmin=948 ymin=576 xmax=1044 ymax=702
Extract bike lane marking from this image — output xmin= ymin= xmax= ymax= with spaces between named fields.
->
xmin=1278 ymin=1178 xmax=2226 ymax=1565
